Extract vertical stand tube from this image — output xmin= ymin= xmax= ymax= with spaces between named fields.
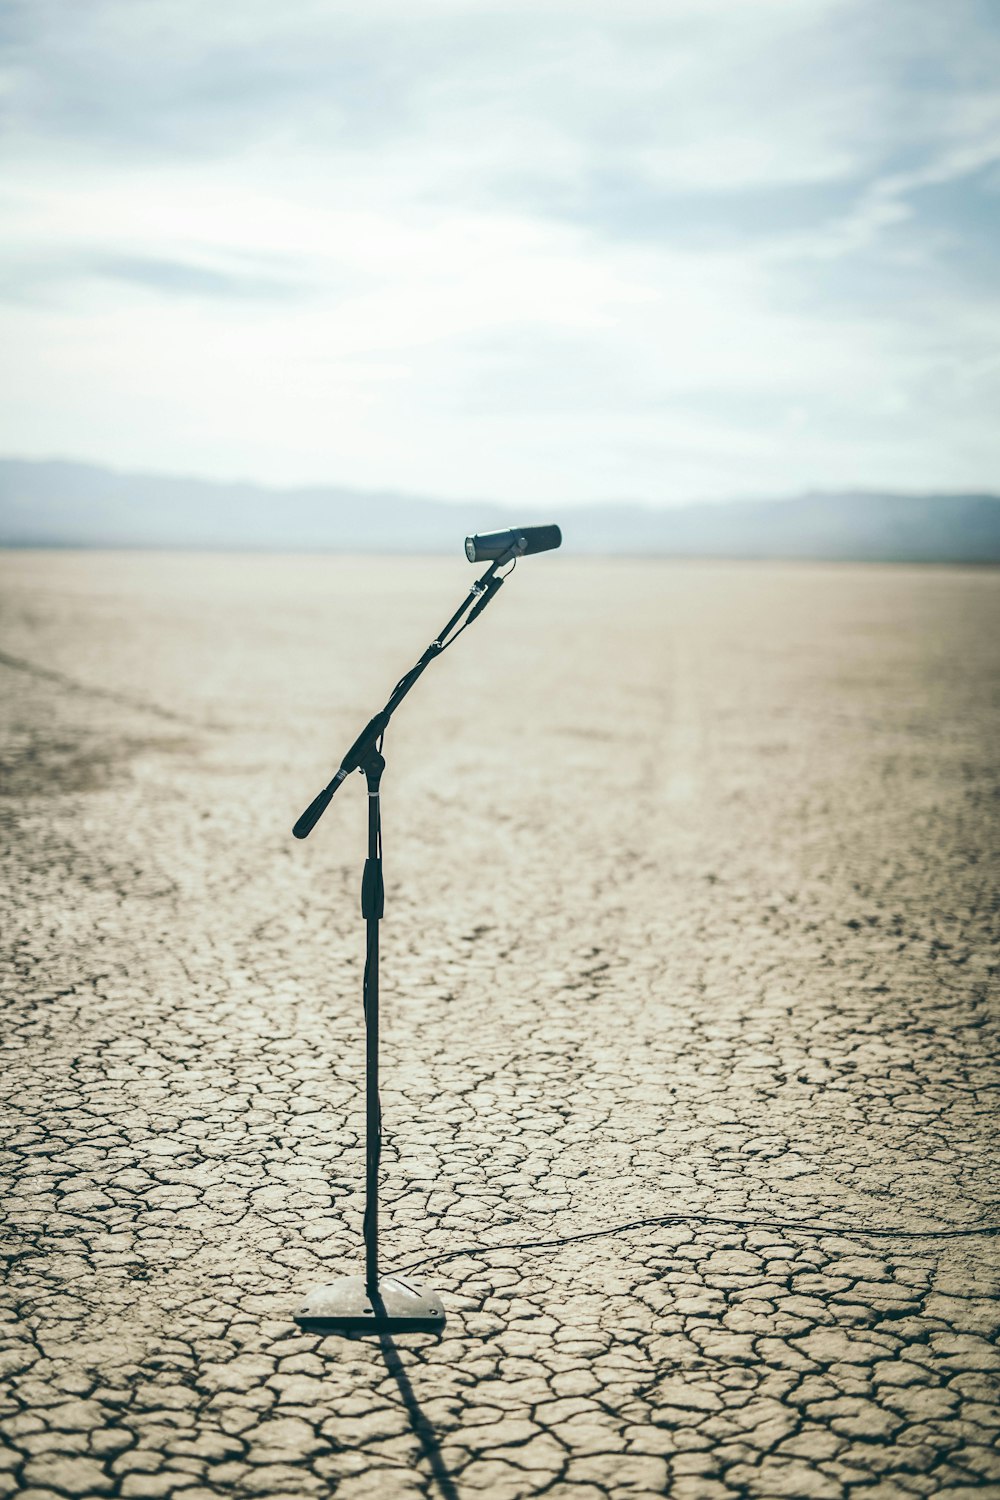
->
xmin=292 ymin=743 xmax=445 ymax=1334
xmin=361 ymin=753 xmax=385 ymax=1297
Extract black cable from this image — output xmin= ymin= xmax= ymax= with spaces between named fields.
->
xmin=393 ymin=1209 xmax=1000 ymax=1278
xmin=408 ymin=555 xmax=515 ymax=666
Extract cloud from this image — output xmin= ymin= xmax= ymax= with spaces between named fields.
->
xmin=0 ymin=0 xmax=998 ymax=501
xmin=0 ymin=250 xmax=311 ymax=305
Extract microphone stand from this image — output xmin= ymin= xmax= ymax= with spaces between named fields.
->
xmin=291 ymin=546 xmax=517 ymax=1334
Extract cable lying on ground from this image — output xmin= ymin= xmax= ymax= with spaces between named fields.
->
xmin=394 ymin=1209 xmax=1000 ymax=1278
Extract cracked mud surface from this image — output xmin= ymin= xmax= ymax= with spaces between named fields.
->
xmin=1 ymin=551 xmax=999 ymax=1500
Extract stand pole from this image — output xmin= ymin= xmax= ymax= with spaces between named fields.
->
xmin=362 ymin=754 xmax=384 ymax=1297
xmin=294 ymin=744 xmax=445 ymax=1335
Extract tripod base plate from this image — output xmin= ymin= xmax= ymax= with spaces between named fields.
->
xmin=294 ymin=1275 xmax=445 ymax=1334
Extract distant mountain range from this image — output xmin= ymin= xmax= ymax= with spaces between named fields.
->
xmin=1 ymin=458 xmax=999 ymax=562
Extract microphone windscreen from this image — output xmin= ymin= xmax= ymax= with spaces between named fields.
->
xmin=520 ymin=524 xmax=562 ymax=556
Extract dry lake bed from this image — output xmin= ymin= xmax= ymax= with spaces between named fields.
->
xmin=1 ymin=551 xmax=999 ymax=1500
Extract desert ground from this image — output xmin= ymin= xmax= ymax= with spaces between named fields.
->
xmin=1 ymin=550 xmax=999 ymax=1500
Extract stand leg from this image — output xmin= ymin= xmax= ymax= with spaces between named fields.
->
xmin=294 ymin=750 xmax=446 ymax=1336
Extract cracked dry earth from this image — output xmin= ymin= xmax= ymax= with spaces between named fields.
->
xmin=1 ymin=551 xmax=999 ymax=1500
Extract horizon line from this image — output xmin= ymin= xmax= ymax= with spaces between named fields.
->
xmin=2 ymin=454 xmax=999 ymax=511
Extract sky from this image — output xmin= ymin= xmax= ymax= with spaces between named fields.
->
xmin=1 ymin=0 xmax=999 ymax=506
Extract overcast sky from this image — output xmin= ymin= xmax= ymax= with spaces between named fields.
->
xmin=1 ymin=0 xmax=998 ymax=504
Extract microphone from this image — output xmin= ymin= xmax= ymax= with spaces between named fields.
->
xmin=465 ymin=525 xmax=562 ymax=562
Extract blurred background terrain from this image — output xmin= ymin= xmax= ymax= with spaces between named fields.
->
xmin=2 ymin=459 xmax=1000 ymax=560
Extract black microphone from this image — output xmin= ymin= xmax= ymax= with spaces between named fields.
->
xmin=465 ymin=525 xmax=562 ymax=562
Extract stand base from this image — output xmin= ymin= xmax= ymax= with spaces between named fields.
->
xmin=294 ymin=1275 xmax=445 ymax=1334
